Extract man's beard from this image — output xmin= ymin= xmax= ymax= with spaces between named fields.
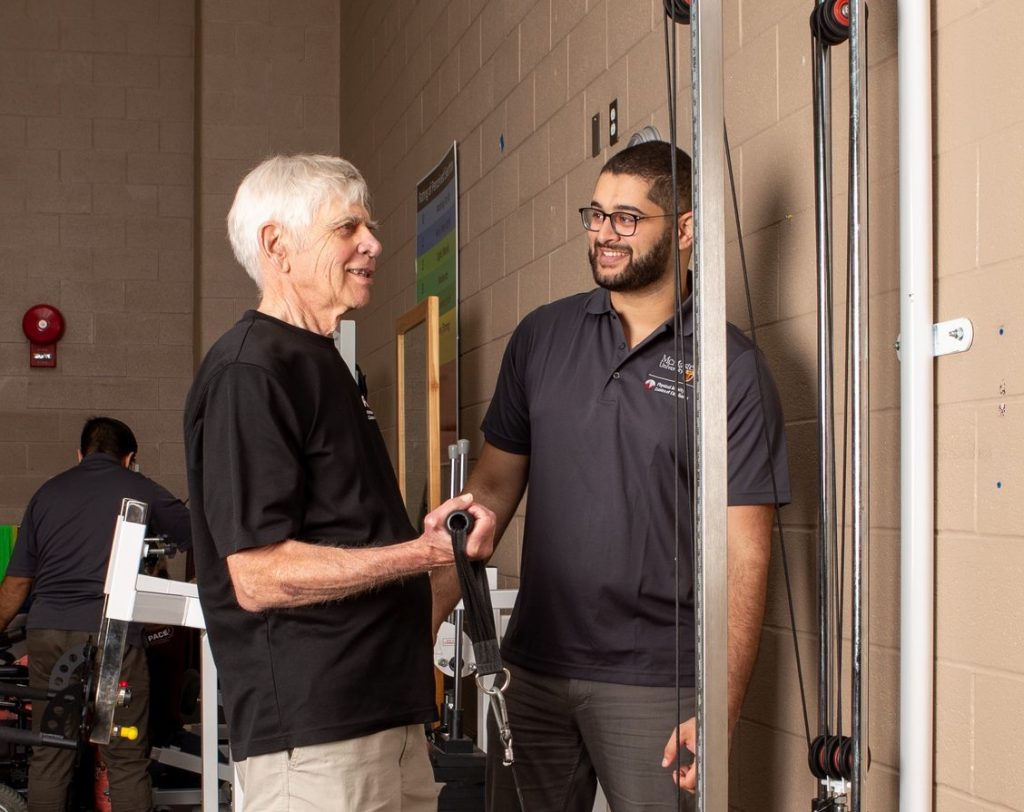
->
xmin=588 ymin=228 xmax=673 ymax=292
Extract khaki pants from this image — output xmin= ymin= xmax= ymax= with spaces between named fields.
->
xmin=235 ymin=724 xmax=440 ymax=812
xmin=27 ymin=629 xmax=151 ymax=812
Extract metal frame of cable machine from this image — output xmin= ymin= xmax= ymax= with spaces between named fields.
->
xmin=688 ymin=1 xmax=729 ymax=810
xmin=676 ymin=2 xmax=876 ymax=809
xmin=849 ymin=5 xmax=870 ymax=807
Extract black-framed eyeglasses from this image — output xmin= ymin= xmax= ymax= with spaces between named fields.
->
xmin=578 ymin=207 xmax=675 ymax=237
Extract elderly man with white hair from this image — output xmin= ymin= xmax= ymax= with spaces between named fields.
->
xmin=184 ymin=154 xmax=496 ymax=811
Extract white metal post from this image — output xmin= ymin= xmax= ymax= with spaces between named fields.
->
xmin=897 ymin=0 xmax=935 ymax=809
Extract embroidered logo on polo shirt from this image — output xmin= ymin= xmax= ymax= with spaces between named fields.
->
xmin=659 ymin=355 xmax=695 ymax=381
xmin=643 ymin=364 xmax=696 ymax=399
xmin=362 ymin=396 xmax=377 ymax=421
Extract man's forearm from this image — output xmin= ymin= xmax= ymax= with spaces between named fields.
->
xmin=462 ymin=445 xmax=528 ymax=544
xmin=0 ymin=576 xmax=33 ymax=631
xmin=726 ymin=504 xmax=775 ymax=731
xmin=229 ymin=537 xmax=441 ymax=610
xmin=728 ymin=592 xmax=766 ymax=730
xmin=431 ymin=565 xmax=461 ymax=634
xmin=228 ymin=494 xmax=495 ymax=613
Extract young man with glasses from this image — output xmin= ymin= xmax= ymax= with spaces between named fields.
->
xmin=431 ymin=141 xmax=791 ymax=811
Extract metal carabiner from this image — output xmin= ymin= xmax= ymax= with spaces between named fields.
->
xmin=477 ymin=668 xmax=515 ymax=766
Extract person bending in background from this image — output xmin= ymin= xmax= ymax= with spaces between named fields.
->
xmin=0 ymin=416 xmax=191 ymax=812
xmin=183 ymin=154 xmax=495 ymax=812
xmin=431 ymin=141 xmax=791 ymax=811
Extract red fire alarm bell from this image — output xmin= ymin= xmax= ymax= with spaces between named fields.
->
xmin=22 ymin=304 xmax=65 ymax=368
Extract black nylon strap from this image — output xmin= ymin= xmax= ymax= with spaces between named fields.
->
xmin=446 ymin=510 xmax=503 ymax=677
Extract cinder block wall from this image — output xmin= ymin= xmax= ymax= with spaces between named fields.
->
xmin=0 ymin=0 xmax=340 ymax=516
xmin=194 ymin=0 xmax=341 ymax=357
xmin=932 ymin=2 xmax=1024 ymax=809
xmin=339 ymin=0 xmax=1024 ymax=809
xmin=0 ymin=0 xmax=197 ymax=518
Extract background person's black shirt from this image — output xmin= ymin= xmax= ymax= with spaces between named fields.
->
xmin=482 ymin=289 xmax=791 ymax=688
xmin=7 ymin=453 xmax=192 ymax=635
xmin=183 ymin=310 xmax=435 ymax=761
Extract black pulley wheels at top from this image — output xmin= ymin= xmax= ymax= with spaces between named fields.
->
xmin=810 ymin=0 xmax=851 ymax=45
xmin=663 ymin=0 xmax=691 ymax=25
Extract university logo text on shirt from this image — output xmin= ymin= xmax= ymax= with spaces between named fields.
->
xmin=644 ymin=355 xmax=695 ymax=399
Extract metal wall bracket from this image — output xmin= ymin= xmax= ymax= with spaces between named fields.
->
xmin=895 ymin=317 xmax=974 ymax=360
xmin=932 ymin=317 xmax=974 ymax=356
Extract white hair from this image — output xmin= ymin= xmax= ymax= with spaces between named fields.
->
xmin=226 ymin=154 xmax=370 ymax=290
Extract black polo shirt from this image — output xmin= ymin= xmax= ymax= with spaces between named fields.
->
xmin=482 ymin=288 xmax=790 ymax=687
xmin=8 ymin=453 xmax=191 ymax=635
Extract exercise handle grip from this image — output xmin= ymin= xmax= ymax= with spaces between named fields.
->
xmin=446 ymin=509 xmax=475 ymax=538
xmin=445 ymin=509 xmax=502 ymax=677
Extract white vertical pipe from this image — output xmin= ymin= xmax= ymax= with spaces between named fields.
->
xmin=898 ymin=0 xmax=935 ymax=810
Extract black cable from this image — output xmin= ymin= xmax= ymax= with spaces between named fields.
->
xmin=835 ymin=256 xmax=851 ymax=738
xmin=819 ymin=36 xmax=841 ymax=741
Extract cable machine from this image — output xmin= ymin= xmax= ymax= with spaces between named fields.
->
xmin=666 ymin=1 xmax=873 ymax=809
xmin=806 ymin=1 xmax=870 ymax=809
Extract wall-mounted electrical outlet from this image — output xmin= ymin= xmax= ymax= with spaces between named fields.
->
xmin=609 ymin=99 xmax=619 ymax=146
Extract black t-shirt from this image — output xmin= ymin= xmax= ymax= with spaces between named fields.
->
xmin=482 ymin=289 xmax=791 ymax=687
xmin=183 ymin=310 xmax=434 ymax=761
xmin=7 ymin=453 xmax=192 ymax=635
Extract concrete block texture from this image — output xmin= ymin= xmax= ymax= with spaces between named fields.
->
xmin=194 ymin=0 xmax=340 ymax=359
xmin=0 ymin=0 xmax=196 ymax=511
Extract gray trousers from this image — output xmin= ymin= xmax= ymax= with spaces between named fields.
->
xmin=486 ymin=663 xmax=696 ymax=812
xmin=27 ymin=629 xmax=151 ymax=812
